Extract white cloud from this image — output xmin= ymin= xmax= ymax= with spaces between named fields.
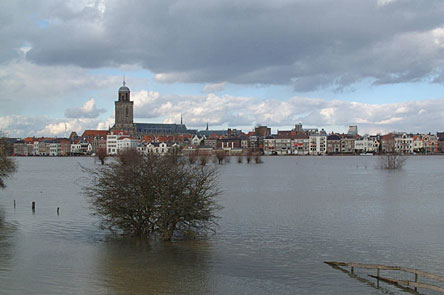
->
xmin=377 ymin=0 xmax=399 ymax=7
xmin=64 ymin=98 xmax=106 ymax=118
xmin=202 ymin=82 xmax=226 ymax=93
xmin=0 ymin=115 xmax=109 ymax=138
xmin=2 ymin=90 xmax=444 ymax=137
xmin=130 ymin=90 xmax=444 ymax=134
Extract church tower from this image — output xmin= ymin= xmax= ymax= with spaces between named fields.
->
xmin=111 ymin=78 xmax=136 ymax=134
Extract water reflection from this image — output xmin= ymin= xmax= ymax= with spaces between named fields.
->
xmin=97 ymin=238 xmax=212 ymax=295
xmin=0 ymin=210 xmax=16 ymax=274
xmin=0 ymin=157 xmax=443 ymax=294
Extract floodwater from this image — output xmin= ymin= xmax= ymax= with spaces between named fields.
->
xmin=0 ymin=156 xmax=443 ymax=294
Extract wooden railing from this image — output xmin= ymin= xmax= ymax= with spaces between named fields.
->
xmin=325 ymin=261 xmax=444 ymax=293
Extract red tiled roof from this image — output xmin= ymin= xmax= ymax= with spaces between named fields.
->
xmin=81 ymin=130 xmax=108 ymax=138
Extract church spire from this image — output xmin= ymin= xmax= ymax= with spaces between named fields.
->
xmin=180 ymin=114 xmax=183 ymax=125
xmin=123 ymin=75 xmax=126 ymax=86
xmin=206 ymin=122 xmax=209 ymax=131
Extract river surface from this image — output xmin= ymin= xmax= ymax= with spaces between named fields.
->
xmin=0 ymin=156 xmax=443 ymax=294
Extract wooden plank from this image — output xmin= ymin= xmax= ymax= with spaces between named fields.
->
xmin=369 ymin=275 xmax=444 ymax=293
xmin=325 ymin=261 xmax=444 ymax=283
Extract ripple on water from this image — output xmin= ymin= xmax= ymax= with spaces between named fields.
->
xmin=0 ymin=156 xmax=443 ymax=295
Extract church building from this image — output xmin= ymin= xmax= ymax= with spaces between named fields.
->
xmin=111 ymin=80 xmax=136 ymax=134
xmin=110 ymin=80 xmax=196 ymax=136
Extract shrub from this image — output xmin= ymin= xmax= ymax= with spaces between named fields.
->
xmin=83 ymin=149 xmax=221 ymax=241
xmin=96 ymin=147 xmax=107 ymax=165
xmin=0 ymin=138 xmax=16 ymax=188
xmin=215 ymin=150 xmax=226 ymax=164
xmin=379 ymin=153 xmax=407 ymax=170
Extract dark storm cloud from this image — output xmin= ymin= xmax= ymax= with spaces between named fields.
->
xmin=6 ymin=0 xmax=444 ymax=90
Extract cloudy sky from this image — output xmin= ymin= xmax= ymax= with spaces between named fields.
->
xmin=2 ymin=0 xmax=444 ymax=137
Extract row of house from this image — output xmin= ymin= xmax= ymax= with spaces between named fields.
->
xmin=263 ymin=132 xmax=441 ymax=155
xmin=9 ymin=124 xmax=444 ymax=156
xmin=12 ymin=130 xmax=106 ymax=156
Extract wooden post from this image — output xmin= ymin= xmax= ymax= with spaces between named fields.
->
xmin=414 ymin=273 xmax=418 ymax=291
xmin=57 ymin=207 xmax=60 ymax=216
xmin=13 ymin=200 xmax=16 ymax=208
xmin=351 ymin=266 xmax=354 ymax=274
xmin=32 ymin=201 xmax=35 ymax=212
xmin=377 ymin=268 xmax=380 ymax=288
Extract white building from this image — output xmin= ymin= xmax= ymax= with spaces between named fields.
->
xmin=309 ymin=134 xmax=327 ymax=155
xmin=71 ymin=142 xmax=92 ymax=155
xmin=275 ymin=138 xmax=292 ymax=155
xmin=117 ymin=137 xmax=139 ymax=152
xmin=107 ymin=131 xmax=130 ymax=155
xmin=191 ymin=135 xmax=205 ymax=146
xmin=264 ymin=137 xmax=276 ymax=155
xmin=394 ymin=133 xmax=413 ymax=154
xmin=49 ymin=143 xmax=61 ymax=156
xmin=33 ymin=141 xmax=40 ymax=155
xmin=141 ymin=142 xmax=178 ymax=155
xmin=355 ymin=136 xmax=379 ymax=153
xmin=291 ymin=137 xmax=309 ymax=155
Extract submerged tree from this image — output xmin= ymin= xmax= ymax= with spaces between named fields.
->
xmin=199 ymin=153 xmax=209 ymax=166
xmin=246 ymin=149 xmax=253 ymax=164
xmin=379 ymin=153 xmax=407 ymax=170
xmin=0 ymin=137 xmax=16 ymax=188
xmin=253 ymin=152 xmax=263 ymax=164
xmin=96 ymin=147 xmax=108 ymax=165
xmin=83 ymin=149 xmax=221 ymax=241
xmin=214 ymin=150 xmax=226 ymax=165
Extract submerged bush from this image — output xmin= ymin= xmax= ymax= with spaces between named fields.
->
xmin=379 ymin=153 xmax=407 ymax=170
xmin=0 ymin=138 xmax=16 ymax=189
xmin=83 ymin=149 xmax=221 ymax=241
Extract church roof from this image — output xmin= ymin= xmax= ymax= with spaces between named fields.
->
xmin=119 ymin=85 xmax=130 ymax=92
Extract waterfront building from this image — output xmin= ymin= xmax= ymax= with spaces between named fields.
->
xmin=394 ymin=133 xmax=414 ymax=154
xmin=13 ymin=141 xmax=26 ymax=156
xmin=117 ymin=137 xmax=139 ymax=152
xmin=81 ymin=130 xmax=107 ymax=154
xmin=437 ymin=132 xmax=444 ymax=152
xmin=106 ymin=131 xmax=128 ymax=155
xmin=413 ymin=135 xmax=424 ymax=153
xmin=381 ymin=133 xmax=396 ymax=153
xmin=292 ymin=133 xmax=309 ymax=155
xmin=422 ymin=134 xmax=439 ymax=154
xmin=264 ymin=136 xmax=276 ymax=155
xmin=49 ymin=142 xmax=61 ymax=156
xmin=309 ymin=133 xmax=327 ymax=155
xmin=355 ymin=136 xmax=380 ymax=154
xmin=340 ymin=136 xmax=355 ymax=154
xmin=71 ymin=142 xmax=92 ymax=155
xmin=327 ymin=134 xmax=341 ymax=154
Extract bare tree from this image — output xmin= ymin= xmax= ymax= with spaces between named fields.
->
xmin=188 ymin=149 xmax=198 ymax=164
xmin=379 ymin=153 xmax=407 ymax=170
xmin=253 ymin=152 xmax=263 ymax=164
xmin=0 ymin=137 xmax=16 ymax=188
xmin=199 ymin=153 xmax=209 ymax=166
xmin=215 ymin=150 xmax=226 ymax=165
xmin=246 ymin=149 xmax=253 ymax=164
xmin=83 ymin=149 xmax=221 ymax=241
xmin=96 ymin=147 xmax=108 ymax=165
